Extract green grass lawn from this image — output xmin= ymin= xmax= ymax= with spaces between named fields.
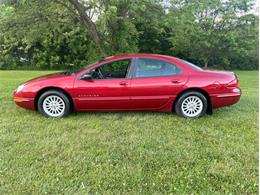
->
xmin=0 ymin=70 xmax=258 ymax=194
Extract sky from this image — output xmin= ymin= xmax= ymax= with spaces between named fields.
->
xmin=163 ymin=0 xmax=259 ymax=15
xmin=252 ymin=0 xmax=259 ymax=15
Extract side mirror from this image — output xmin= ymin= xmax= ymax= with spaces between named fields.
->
xmin=81 ymin=73 xmax=92 ymax=80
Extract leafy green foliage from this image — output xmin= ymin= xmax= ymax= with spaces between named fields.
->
xmin=98 ymin=0 xmax=139 ymax=54
xmin=0 ymin=0 xmax=101 ymax=69
xmin=168 ymin=0 xmax=258 ymax=69
xmin=0 ymin=70 xmax=258 ymax=193
xmin=0 ymin=0 xmax=258 ymax=70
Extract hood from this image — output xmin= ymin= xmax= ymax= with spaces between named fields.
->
xmin=16 ymin=71 xmax=76 ymax=92
xmin=26 ymin=72 xmax=67 ymax=83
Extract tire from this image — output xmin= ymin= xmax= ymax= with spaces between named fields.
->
xmin=175 ymin=91 xmax=207 ymax=118
xmin=37 ymin=90 xmax=71 ymax=118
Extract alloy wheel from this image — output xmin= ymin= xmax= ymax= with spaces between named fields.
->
xmin=42 ymin=95 xmax=65 ymax=117
xmin=181 ymin=95 xmax=203 ymax=117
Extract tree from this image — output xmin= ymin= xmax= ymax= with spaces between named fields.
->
xmin=132 ymin=0 xmax=171 ymax=54
xmin=55 ymin=0 xmax=108 ymax=57
xmin=168 ymin=0 xmax=258 ymax=69
xmin=0 ymin=0 xmax=100 ymax=69
xmin=0 ymin=0 xmax=258 ymax=70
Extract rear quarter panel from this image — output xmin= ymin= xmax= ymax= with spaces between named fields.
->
xmin=185 ymin=71 xmax=240 ymax=108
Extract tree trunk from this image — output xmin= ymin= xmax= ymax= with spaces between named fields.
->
xmin=68 ymin=0 xmax=108 ymax=57
xmin=204 ymin=59 xmax=208 ymax=68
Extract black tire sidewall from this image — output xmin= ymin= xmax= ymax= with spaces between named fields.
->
xmin=175 ymin=91 xmax=207 ymax=118
xmin=37 ymin=90 xmax=71 ymax=118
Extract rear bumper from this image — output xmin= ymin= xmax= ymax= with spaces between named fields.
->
xmin=210 ymin=88 xmax=241 ymax=108
xmin=13 ymin=91 xmax=35 ymax=110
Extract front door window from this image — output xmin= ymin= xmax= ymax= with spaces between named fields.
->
xmin=88 ymin=59 xmax=131 ymax=79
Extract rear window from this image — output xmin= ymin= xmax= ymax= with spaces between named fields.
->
xmin=182 ymin=60 xmax=203 ymax=71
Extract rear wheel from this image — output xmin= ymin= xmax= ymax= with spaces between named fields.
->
xmin=175 ymin=91 xmax=207 ymax=118
xmin=37 ymin=90 xmax=71 ymax=118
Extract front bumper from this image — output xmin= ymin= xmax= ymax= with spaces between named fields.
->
xmin=13 ymin=91 xmax=35 ymax=110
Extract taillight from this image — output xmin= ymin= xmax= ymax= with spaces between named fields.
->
xmin=226 ymin=79 xmax=238 ymax=88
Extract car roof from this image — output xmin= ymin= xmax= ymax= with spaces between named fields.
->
xmin=104 ymin=53 xmax=179 ymax=61
xmin=79 ymin=53 xmax=197 ymax=75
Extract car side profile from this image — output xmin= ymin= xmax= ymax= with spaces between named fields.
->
xmin=13 ymin=54 xmax=241 ymax=118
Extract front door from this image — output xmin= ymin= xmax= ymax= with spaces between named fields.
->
xmin=74 ymin=59 xmax=132 ymax=111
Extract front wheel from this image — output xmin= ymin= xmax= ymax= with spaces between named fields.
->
xmin=175 ymin=91 xmax=207 ymax=118
xmin=37 ymin=90 xmax=71 ymax=118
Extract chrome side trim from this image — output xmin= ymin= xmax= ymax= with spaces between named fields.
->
xmin=216 ymin=94 xmax=241 ymax=98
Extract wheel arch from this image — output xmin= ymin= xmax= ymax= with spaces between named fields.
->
xmin=34 ymin=87 xmax=74 ymax=112
xmin=173 ymin=87 xmax=212 ymax=114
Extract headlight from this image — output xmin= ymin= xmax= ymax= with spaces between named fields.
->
xmin=16 ymin=84 xmax=25 ymax=92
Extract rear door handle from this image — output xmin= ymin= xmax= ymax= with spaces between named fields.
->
xmin=119 ymin=82 xmax=128 ymax=86
xmin=171 ymin=80 xmax=181 ymax=84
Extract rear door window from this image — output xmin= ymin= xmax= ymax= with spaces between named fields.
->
xmin=133 ymin=58 xmax=182 ymax=78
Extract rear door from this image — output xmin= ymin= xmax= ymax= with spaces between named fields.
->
xmin=129 ymin=57 xmax=188 ymax=110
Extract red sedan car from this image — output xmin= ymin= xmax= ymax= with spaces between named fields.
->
xmin=13 ymin=54 xmax=241 ymax=118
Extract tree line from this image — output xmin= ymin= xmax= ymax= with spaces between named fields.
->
xmin=0 ymin=0 xmax=258 ymax=70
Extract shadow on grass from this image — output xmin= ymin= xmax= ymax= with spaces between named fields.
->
xmin=13 ymin=103 xmax=241 ymax=121
xmin=69 ymin=110 xmax=217 ymax=121
xmin=72 ymin=110 xmax=172 ymax=118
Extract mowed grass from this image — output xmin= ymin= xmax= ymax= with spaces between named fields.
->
xmin=0 ymin=70 xmax=258 ymax=194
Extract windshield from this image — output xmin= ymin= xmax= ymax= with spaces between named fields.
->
xmin=64 ymin=61 xmax=98 ymax=75
xmin=182 ymin=60 xmax=203 ymax=71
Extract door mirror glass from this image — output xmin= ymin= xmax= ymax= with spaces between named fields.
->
xmin=81 ymin=73 xmax=92 ymax=80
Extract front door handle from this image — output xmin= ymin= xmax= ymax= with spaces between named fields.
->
xmin=119 ymin=82 xmax=128 ymax=86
